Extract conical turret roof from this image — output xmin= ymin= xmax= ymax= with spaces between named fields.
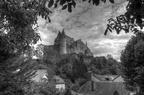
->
xmin=57 ymin=31 xmax=61 ymax=37
xmin=62 ymin=29 xmax=66 ymax=36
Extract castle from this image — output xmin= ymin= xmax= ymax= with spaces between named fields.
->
xmin=43 ymin=30 xmax=93 ymax=61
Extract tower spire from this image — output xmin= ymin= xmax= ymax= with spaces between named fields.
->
xmin=58 ymin=31 xmax=61 ymax=36
xmin=62 ymin=29 xmax=65 ymax=36
xmin=56 ymin=31 xmax=61 ymax=38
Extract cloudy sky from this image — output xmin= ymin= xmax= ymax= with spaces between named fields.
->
xmin=37 ymin=0 xmax=132 ymax=61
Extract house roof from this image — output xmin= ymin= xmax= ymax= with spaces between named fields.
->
xmin=32 ymin=66 xmax=55 ymax=82
xmin=54 ymin=76 xmax=65 ymax=84
xmin=78 ymin=75 xmax=129 ymax=95
xmin=32 ymin=69 xmax=47 ymax=82
xmin=113 ymin=76 xmax=124 ymax=82
xmin=71 ymin=90 xmax=77 ymax=95
xmin=93 ymin=74 xmax=119 ymax=81
xmin=78 ymin=81 xmax=130 ymax=95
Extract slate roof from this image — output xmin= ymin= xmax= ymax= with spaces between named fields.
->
xmin=113 ymin=76 xmax=124 ymax=82
xmin=54 ymin=76 xmax=65 ymax=84
xmin=93 ymin=74 xmax=120 ymax=81
xmin=78 ymin=81 xmax=130 ymax=95
xmin=78 ymin=75 xmax=129 ymax=95
xmin=32 ymin=65 xmax=55 ymax=82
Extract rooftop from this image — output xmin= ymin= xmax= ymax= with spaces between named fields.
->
xmin=78 ymin=81 xmax=129 ymax=95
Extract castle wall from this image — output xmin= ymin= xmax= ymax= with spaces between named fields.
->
xmin=74 ymin=42 xmax=88 ymax=54
xmin=50 ymin=30 xmax=93 ymax=56
xmin=65 ymin=36 xmax=74 ymax=44
xmin=66 ymin=43 xmax=75 ymax=54
xmin=85 ymin=49 xmax=93 ymax=56
xmin=60 ymin=38 xmax=93 ymax=56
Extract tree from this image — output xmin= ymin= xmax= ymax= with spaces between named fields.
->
xmin=105 ymin=0 xmax=144 ymax=35
xmin=121 ymin=32 xmax=144 ymax=95
xmin=71 ymin=55 xmax=88 ymax=80
xmin=55 ymin=54 xmax=77 ymax=82
xmin=90 ymin=56 xmax=107 ymax=74
xmin=55 ymin=54 xmax=88 ymax=83
xmin=28 ymin=77 xmax=56 ymax=95
xmin=0 ymin=55 xmax=38 ymax=95
xmin=0 ymin=0 xmax=53 ymax=94
xmin=64 ymin=88 xmax=72 ymax=95
xmin=32 ymin=44 xmax=44 ymax=59
xmin=106 ymin=56 xmax=121 ymax=75
xmin=90 ymin=56 xmax=120 ymax=75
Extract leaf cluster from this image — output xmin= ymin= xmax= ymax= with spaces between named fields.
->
xmin=0 ymin=0 xmax=53 ymax=55
xmin=28 ymin=80 xmax=57 ymax=95
xmin=105 ymin=0 xmax=144 ymax=35
xmin=51 ymin=0 xmax=114 ymax=12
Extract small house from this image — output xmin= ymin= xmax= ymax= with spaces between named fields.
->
xmin=54 ymin=76 xmax=66 ymax=92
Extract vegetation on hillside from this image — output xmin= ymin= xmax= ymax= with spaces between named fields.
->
xmin=27 ymin=75 xmax=56 ymax=95
xmin=90 ymin=55 xmax=121 ymax=75
xmin=53 ymin=53 xmax=120 ymax=92
xmin=55 ymin=54 xmax=87 ymax=82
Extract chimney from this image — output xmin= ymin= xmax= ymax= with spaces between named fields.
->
xmin=91 ymin=81 xmax=94 ymax=91
xmin=86 ymin=70 xmax=95 ymax=91
xmin=87 ymin=70 xmax=92 ymax=81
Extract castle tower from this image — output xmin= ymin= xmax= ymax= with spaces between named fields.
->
xmin=59 ymin=30 xmax=67 ymax=54
xmin=54 ymin=31 xmax=61 ymax=45
xmin=61 ymin=29 xmax=65 ymax=37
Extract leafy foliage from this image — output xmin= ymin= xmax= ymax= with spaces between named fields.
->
xmin=28 ymin=80 xmax=56 ymax=95
xmin=52 ymin=0 xmax=114 ymax=12
xmin=105 ymin=0 xmax=144 ymax=35
xmin=121 ymin=32 xmax=144 ymax=94
xmin=32 ymin=44 xmax=44 ymax=59
xmin=64 ymin=88 xmax=72 ymax=95
xmin=0 ymin=55 xmax=38 ymax=95
xmin=0 ymin=0 xmax=53 ymax=94
xmin=56 ymin=54 xmax=88 ymax=82
xmin=0 ymin=0 xmax=52 ymax=56
xmin=73 ymin=56 xmax=88 ymax=78
xmin=90 ymin=56 xmax=120 ymax=75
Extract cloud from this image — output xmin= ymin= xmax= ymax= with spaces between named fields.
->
xmin=89 ymin=38 xmax=128 ymax=60
xmin=37 ymin=0 xmax=131 ymax=60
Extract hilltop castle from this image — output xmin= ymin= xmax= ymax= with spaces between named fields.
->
xmin=43 ymin=30 xmax=93 ymax=61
